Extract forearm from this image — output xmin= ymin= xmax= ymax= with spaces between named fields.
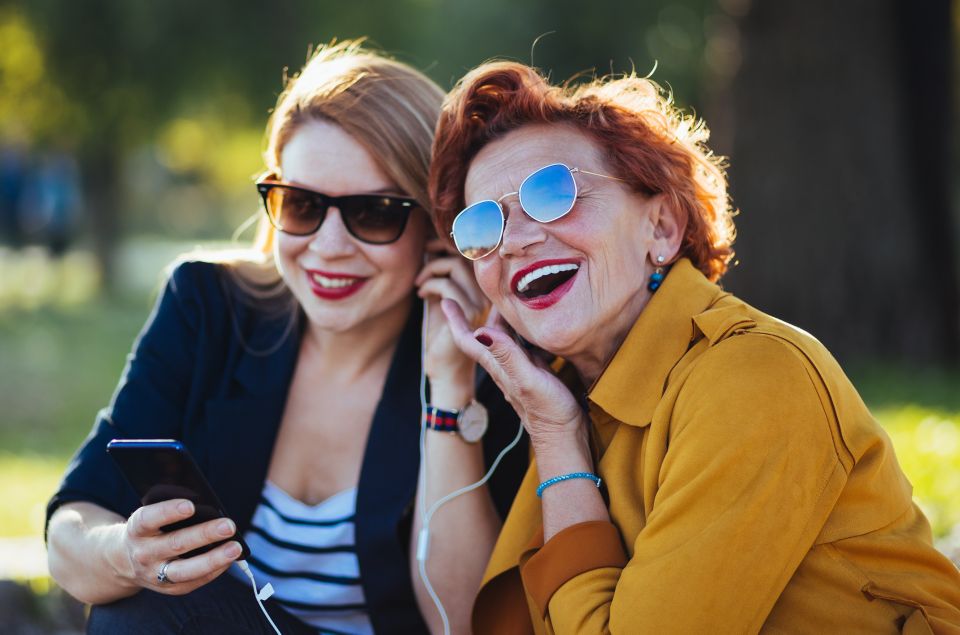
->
xmin=533 ymin=426 xmax=609 ymax=542
xmin=47 ymin=502 xmax=140 ymax=604
xmin=411 ymin=382 xmax=502 ymax=634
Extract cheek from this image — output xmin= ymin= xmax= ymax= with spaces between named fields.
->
xmin=473 ymin=259 xmax=502 ymax=301
xmin=374 ymin=239 xmax=424 ymax=288
xmin=274 ymin=236 xmax=300 ymax=274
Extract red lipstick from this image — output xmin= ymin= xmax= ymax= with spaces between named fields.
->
xmin=510 ymin=259 xmax=580 ymax=311
xmin=305 ymin=269 xmax=368 ymax=300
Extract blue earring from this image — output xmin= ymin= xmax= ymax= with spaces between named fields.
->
xmin=648 ymin=255 xmax=666 ymax=292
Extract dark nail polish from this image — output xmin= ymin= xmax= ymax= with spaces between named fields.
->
xmin=476 ymin=333 xmax=493 ymax=347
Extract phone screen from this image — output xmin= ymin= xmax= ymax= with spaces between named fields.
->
xmin=106 ymin=439 xmax=250 ymax=559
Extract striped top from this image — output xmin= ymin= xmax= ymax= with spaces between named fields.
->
xmin=231 ymin=481 xmax=373 ymax=635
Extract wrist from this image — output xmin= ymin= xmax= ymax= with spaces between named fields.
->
xmin=532 ymin=428 xmax=593 ymax=482
xmin=428 ymin=376 xmax=475 ymax=411
xmin=100 ymin=523 xmax=138 ymax=586
xmin=529 ymin=413 xmax=589 ymax=456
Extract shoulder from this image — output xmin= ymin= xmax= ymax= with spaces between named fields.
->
xmin=163 ymin=258 xmax=229 ymax=303
xmin=684 ymin=293 xmax=845 ymax=409
xmin=138 ymin=258 xmax=248 ymax=349
xmin=159 ymin=257 xmax=270 ymax=324
xmin=680 ymin=329 xmax=823 ymax=411
xmin=672 ymin=317 xmax=839 ymax=454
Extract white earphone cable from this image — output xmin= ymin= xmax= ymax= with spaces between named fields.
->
xmin=237 ymin=559 xmax=282 ymax=635
xmin=417 ymin=298 xmax=525 ymax=635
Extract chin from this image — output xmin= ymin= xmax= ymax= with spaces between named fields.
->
xmin=521 ymin=323 xmax=582 ymax=358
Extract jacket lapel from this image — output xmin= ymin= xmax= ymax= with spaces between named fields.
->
xmin=201 ymin=309 xmax=301 ymax=534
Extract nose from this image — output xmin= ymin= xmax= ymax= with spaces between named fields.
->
xmin=498 ymin=200 xmax=546 ymax=257
xmin=307 ymin=207 xmax=358 ymax=256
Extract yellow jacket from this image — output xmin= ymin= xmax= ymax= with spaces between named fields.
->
xmin=473 ymin=259 xmax=960 ymax=634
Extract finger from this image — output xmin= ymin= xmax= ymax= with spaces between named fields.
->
xmin=128 ymin=499 xmax=195 ymax=538
xmin=418 ymin=278 xmax=478 ymax=319
xmin=472 ymin=324 xmax=547 ymax=391
xmin=441 ymin=299 xmax=521 ymax=387
xmin=440 ymin=298 xmax=479 ymax=343
xmin=484 ymin=305 xmax=505 ymax=330
xmin=440 ymin=298 xmax=495 ymax=361
xmin=414 ymin=259 xmax=457 ymax=290
xmin=165 ymin=563 xmax=234 ymax=596
xmin=415 ymin=256 xmax=477 ymax=289
xmin=161 ymin=540 xmax=243 ymax=586
xmin=161 ymin=518 xmax=238 ymax=560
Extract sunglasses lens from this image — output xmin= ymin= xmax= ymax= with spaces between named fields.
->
xmin=263 ymin=186 xmax=323 ymax=236
xmin=519 ymin=163 xmax=576 ymax=222
xmin=452 ymin=200 xmax=504 ymax=260
xmin=340 ymin=196 xmax=413 ymax=244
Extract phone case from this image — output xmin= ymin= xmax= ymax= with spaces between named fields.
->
xmin=106 ymin=439 xmax=251 ymax=559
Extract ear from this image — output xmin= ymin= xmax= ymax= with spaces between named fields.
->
xmin=646 ymin=194 xmax=686 ymax=263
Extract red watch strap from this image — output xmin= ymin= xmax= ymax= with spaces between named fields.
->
xmin=424 ymin=406 xmax=459 ymax=432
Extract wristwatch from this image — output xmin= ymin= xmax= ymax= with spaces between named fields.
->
xmin=424 ymin=400 xmax=489 ymax=443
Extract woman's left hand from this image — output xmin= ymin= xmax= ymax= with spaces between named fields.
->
xmin=415 ymin=239 xmax=489 ymax=394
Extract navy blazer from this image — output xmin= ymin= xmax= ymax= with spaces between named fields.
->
xmin=47 ymin=260 xmax=528 ymax=635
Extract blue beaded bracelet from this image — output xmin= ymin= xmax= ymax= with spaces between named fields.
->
xmin=536 ymin=472 xmax=602 ymax=498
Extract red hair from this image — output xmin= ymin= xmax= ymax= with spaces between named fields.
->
xmin=428 ymin=62 xmax=736 ymax=281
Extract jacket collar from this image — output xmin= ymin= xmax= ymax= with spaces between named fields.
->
xmin=587 ymin=258 xmax=730 ymax=427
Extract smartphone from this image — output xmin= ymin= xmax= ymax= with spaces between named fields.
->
xmin=106 ymin=439 xmax=251 ymax=559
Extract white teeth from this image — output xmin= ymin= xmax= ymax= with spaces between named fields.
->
xmin=516 ymin=263 xmax=579 ymax=293
xmin=311 ymin=273 xmax=360 ymax=289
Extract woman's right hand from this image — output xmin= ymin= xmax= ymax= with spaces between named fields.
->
xmin=440 ymin=298 xmax=588 ymax=451
xmin=113 ymin=498 xmax=243 ymax=595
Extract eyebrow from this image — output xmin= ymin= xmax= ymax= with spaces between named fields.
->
xmin=286 ymin=181 xmax=406 ymax=197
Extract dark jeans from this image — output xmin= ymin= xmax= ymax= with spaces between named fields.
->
xmin=87 ymin=571 xmax=318 ymax=634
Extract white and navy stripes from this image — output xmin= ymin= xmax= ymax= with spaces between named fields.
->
xmin=232 ymin=481 xmax=373 ymax=635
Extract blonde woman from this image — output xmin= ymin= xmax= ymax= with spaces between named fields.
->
xmin=45 ymin=41 xmax=526 ymax=635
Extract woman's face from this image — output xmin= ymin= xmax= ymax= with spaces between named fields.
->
xmin=275 ymin=119 xmax=428 ymax=334
xmin=464 ymin=124 xmax=664 ymax=363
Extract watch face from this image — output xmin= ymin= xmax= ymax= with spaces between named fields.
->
xmin=458 ymin=401 xmax=489 ymax=443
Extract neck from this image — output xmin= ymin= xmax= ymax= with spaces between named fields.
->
xmin=301 ymin=295 xmax=414 ymax=383
xmin=567 ymin=292 xmax=652 ymax=387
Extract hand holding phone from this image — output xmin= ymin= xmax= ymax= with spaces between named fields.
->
xmin=105 ymin=439 xmax=249 ymax=592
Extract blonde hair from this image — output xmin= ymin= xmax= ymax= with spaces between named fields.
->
xmin=218 ymin=39 xmax=444 ymax=313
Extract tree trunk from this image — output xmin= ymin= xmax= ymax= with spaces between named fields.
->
xmin=82 ymin=147 xmax=120 ymax=292
xmin=721 ymin=0 xmax=959 ymax=364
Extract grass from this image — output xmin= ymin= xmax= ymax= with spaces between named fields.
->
xmin=872 ymin=405 xmax=960 ymax=537
xmin=0 ymin=294 xmax=149 ymax=542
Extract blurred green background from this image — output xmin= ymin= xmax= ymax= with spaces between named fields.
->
xmin=0 ymin=0 xmax=958 ymax=621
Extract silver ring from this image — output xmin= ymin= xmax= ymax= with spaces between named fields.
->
xmin=157 ymin=561 xmax=173 ymax=584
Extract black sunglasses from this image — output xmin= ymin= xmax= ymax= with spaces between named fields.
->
xmin=256 ymin=179 xmax=418 ymax=244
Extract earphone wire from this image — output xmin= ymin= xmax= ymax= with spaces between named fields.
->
xmin=237 ymin=559 xmax=282 ymax=634
xmin=417 ymin=298 xmax=525 ymax=635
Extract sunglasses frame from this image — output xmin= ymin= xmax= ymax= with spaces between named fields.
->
xmin=450 ymin=163 xmax=625 ymax=260
xmin=256 ymin=178 xmax=418 ymax=245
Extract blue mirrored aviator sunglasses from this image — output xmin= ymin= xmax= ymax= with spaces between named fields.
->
xmin=450 ymin=162 xmax=624 ymax=260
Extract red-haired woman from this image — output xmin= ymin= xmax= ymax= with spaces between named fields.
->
xmin=425 ymin=61 xmax=960 ymax=634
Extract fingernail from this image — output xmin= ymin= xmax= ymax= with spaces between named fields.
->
xmin=225 ymin=542 xmax=241 ymax=558
xmin=218 ymin=520 xmax=235 ymax=536
xmin=476 ymin=333 xmax=492 ymax=347
xmin=178 ymin=501 xmax=194 ymax=515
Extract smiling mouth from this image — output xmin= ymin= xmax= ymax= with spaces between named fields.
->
xmin=310 ymin=272 xmax=363 ymax=289
xmin=515 ymin=263 xmax=579 ymax=299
